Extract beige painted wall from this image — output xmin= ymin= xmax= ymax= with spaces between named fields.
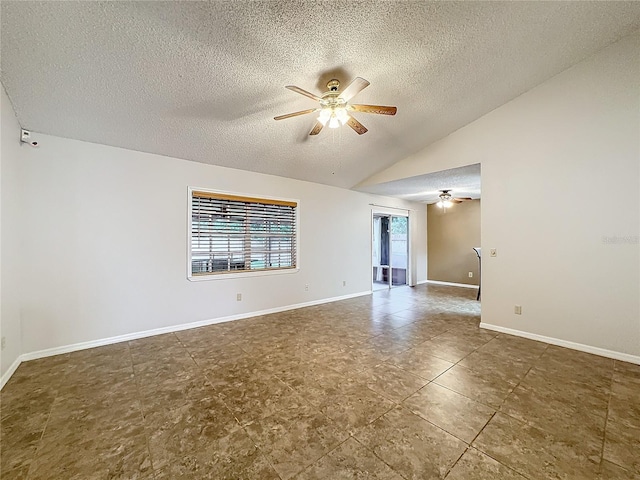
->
xmin=427 ymin=200 xmax=480 ymax=285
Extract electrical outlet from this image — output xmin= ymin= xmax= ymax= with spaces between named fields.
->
xmin=468 ymin=272 xmax=473 ymax=278
xmin=305 ymin=284 xmax=309 ymax=291
xmin=490 ymin=248 xmax=497 ymax=257
xmin=1 ymin=336 xmax=5 ymax=350
xmin=236 ymin=293 xmax=242 ymax=301
xmin=514 ymin=305 xmax=522 ymax=315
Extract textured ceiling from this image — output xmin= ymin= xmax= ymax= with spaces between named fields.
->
xmin=2 ymin=2 xmax=640 ymax=189
xmin=358 ymin=164 xmax=481 ymax=204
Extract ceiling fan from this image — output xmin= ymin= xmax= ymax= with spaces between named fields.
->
xmin=437 ymin=190 xmax=473 ymax=208
xmin=274 ymin=77 xmax=397 ymax=135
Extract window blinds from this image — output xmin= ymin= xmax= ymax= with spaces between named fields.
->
xmin=191 ymin=191 xmax=297 ymax=275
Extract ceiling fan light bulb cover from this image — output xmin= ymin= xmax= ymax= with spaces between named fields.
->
xmin=328 ymin=116 xmax=340 ymax=129
xmin=318 ymin=109 xmax=331 ymax=125
xmin=335 ymin=107 xmax=349 ymax=124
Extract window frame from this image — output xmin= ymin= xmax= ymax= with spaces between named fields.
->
xmin=187 ymin=187 xmax=300 ymax=281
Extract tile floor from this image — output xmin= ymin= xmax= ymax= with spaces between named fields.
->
xmin=1 ymin=285 xmax=639 ymax=479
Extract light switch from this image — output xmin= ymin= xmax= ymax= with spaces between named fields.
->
xmin=490 ymin=248 xmax=497 ymax=257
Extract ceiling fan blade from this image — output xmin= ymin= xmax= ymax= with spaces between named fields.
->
xmin=346 ymin=116 xmax=368 ymax=135
xmin=451 ymin=199 xmax=463 ymax=204
xmin=285 ymin=85 xmax=322 ymax=102
xmin=340 ymin=77 xmax=370 ymax=102
xmin=274 ymin=108 xmax=317 ymax=121
xmin=309 ymin=121 xmax=324 ymax=135
xmin=453 ymin=197 xmax=473 ymax=201
xmin=350 ymin=104 xmax=397 ymax=116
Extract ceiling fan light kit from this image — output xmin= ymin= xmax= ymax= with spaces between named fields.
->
xmin=317 ymin=104 xmax=348 ymax=129
xmin=437 ymin=194 xmax=452 ymax=208
xmin=437 ymin=190 xmax=473 ymax=208
xmin=274 ymin=77 xmax=397 ymax=136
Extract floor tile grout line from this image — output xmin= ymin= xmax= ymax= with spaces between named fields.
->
xmin=462 ymin=345 xmax=566 ymax=480
xmin=238 ymin=422 xmax=285 ymax=480
xmin=127 ymin=339 xmax=157 ymax=479
xmin=272 ymin=430 xmax=354 ymax=480
xmin=341 ymin=390 xmax=479 ymax=479
xmin=425 ymin=342 xmax=505 ymax=410
xmin=438 ymin=344 xmax=546 ymax=478
xmin=597 ymin=360 xmax=616 ymax=473
xmin=350 ymin=435 xmax=411 ymax=480
xmin=462 ymin=409 xmax=538 ymax=479
xmin=176 ymin=338 xmax=287 ymax=480
xmin=456 ymin=443 xmax=535 ymax=480
xmin=22 ymin=383 xmax=56 ymax=480
xmin=138 ymin=332 xmax=251 ymax=478
xmin=492 ymin=342 xmax=550 ymax=410
xmin=362 ymin=286 xmax=624 ymax=473
xmin=477 ymin=341 xmax=615 ymax=441
xmin=268 ymin=361 xmax=403 ymax=478
xmin=274 ymin=366 xmax=398 ymax=428
xmin=429 ymin=338 xmax=551 ymax=412
xmin=17 ymin=353 xmax=94 ymax=479
xmin=381 ymin=359 xmax=452 ymax=384
xmin=472 ymin=407 xmax=602 ymax=479
xmin=396 ymin=400 xmax=489 ymax=447
xmin=442 ymin=445 xmax=471 ymax=480
xmin=290 ymin=436 xmax=354 ymax=479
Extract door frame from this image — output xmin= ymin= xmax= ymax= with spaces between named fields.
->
xmin=371 ymin=207 xmax=411 ymax=291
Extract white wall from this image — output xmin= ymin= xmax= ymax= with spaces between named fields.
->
xmin=1 ymin=86 xmax=24 ymax=379
xmin=9 ymin=131 xmax=425 ymax=356
xmin=359 ymin=32 xmax=640 ymax=359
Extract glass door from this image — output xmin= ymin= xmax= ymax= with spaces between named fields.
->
xmin=372 ymin=214 xmax=408 ymax=290
xmin=390 ymin=216 xmax=408 ymax=286
xmin=372 ymin=215 xmax=389 ymax=290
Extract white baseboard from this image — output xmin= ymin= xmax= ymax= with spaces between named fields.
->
xmin=480 ymin=322 xmax=640 ymax=366
xmin=8 ymin=290 xmax=637 ymax=390
xmin=0 ymin=356 xmax=23 ymax=390
xmin=416 ymin=280 xmax=428 ymax=285
xmin=426 ymin=280 xmax=479 ymax=289
xmin=14 ymin=290 xmax=371 ymax=368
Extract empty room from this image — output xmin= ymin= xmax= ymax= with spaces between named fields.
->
xmin=1 ymin=2 xmax=639 ymax=479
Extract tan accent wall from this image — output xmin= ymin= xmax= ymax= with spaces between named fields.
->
xmin=427 ymin=199 xmax=480 ymax=285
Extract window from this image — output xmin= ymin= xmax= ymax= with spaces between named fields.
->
xmin=189 ymin=189 xmax=298 ymax=278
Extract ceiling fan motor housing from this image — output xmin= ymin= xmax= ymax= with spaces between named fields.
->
xmin=327 ymin=79 xmax=340 ymax=92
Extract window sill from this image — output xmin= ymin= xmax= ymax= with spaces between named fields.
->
xmin=187 ymin=268 xmax=300 ymax=282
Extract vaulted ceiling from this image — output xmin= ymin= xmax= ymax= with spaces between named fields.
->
xmin=2 ymin=1 xmax=639 ymax=189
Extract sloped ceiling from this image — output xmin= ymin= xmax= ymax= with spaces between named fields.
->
xmin=2 ymin=1 xmax=639 ymax=189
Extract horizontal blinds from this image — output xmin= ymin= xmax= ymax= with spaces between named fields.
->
xmin=191 ymin=191 xmax=297 ymax=275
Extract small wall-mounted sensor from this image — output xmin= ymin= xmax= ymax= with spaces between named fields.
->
xmin=20 ymin=129 xmax=39 ymax=147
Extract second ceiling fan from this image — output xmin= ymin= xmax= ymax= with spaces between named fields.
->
xmin=437 ymin=190 xmax=473 ymax=208
xmin=274 ymin=77 xmax=397 ymax=136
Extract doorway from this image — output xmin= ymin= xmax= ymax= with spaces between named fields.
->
xmin=372 ymin=214 xmax=409 ymax=290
